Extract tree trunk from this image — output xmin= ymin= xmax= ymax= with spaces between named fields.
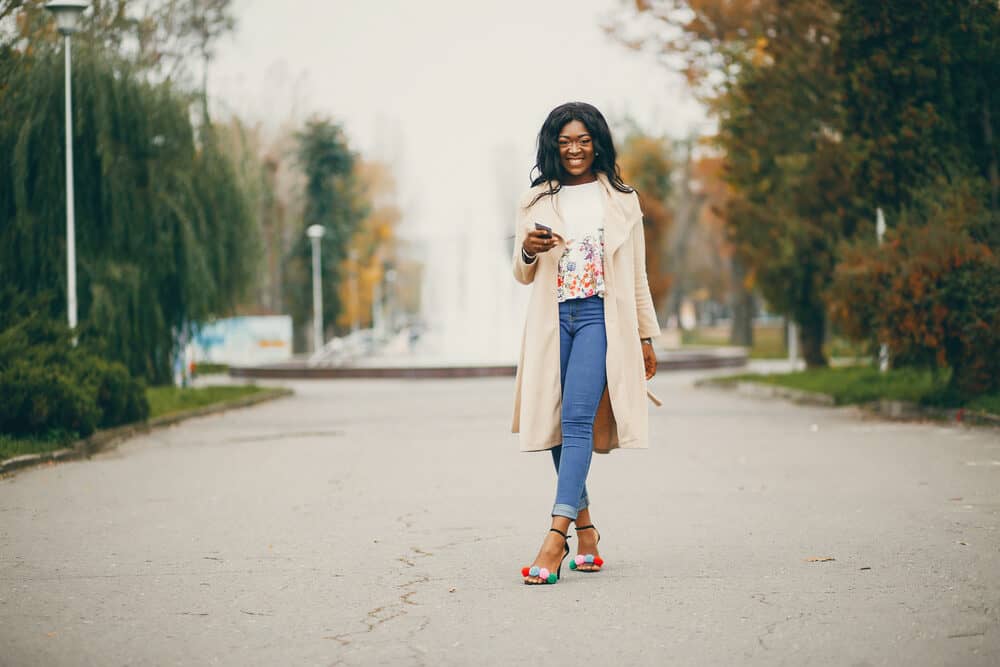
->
xmin=798 ymin=310 xmax=828 ymax=368
xmin=984 ymin=103 xmax=998 ymax=213
xmin=729 ymin=257 xmax=754 ymax=346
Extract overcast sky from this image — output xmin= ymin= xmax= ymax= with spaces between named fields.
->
xmin=210 ymin=0 xmax=706 ymax=243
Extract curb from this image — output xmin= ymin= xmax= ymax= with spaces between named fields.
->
xmin=0 ymin=387 xmax=293 ymax=477
xmin=875 ymin=399 xmax=1000 ymax=427
xmin=696 ymin=378 xmax=1000 ymax=427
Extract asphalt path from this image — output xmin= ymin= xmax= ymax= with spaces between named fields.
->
xmin=1 ymin=371 xmax=998 ymax=666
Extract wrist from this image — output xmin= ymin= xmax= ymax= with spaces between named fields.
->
xmin=640 ymin=337 xmax=653 ymax=346
xmin=521 ymin=247 xmax=537 ymax=263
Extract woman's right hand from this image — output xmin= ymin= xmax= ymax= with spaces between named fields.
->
xmin=522 ymin=229 xmax=560 ymax=256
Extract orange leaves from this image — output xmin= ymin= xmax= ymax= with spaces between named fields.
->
xmin=829 ymin=193 xmax=1000 ymax=397
xmin=334 ymin=158 xmax=401 ymax=331
xmin=751 ymin=36 xmax=773 ymax=67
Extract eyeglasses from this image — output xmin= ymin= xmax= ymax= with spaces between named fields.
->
xmin=557 ymin=137 xmax=592 ymax=150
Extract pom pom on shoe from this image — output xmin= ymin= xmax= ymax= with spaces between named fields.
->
xmin=546 ymin=572 xmax=558 ymax=584
xmin=521 ymin=567 xmax=530 ymax=577
xmin=575 ymin=555 xmax=586 ymax=566
xmin=584 ymin=555 xmax=595 ymax=564
xmin=594 ymin=557 xmax=604 ymax=567
xmin=569 ymin=560 xmax=577 ymax=570
xmin=529 ymin=566 xmax=540 ymax=577
xmin=538 ymin=567 xmax=550 ymax=580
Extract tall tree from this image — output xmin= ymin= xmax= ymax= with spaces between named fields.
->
xmin=0 ymin=46 xmax=256 ymax=381
xmin=289 ymin=118 xmax=367 ymax=349
xmin=828 ymin=0 xmax=1000 ymax=395
xmin=612 ymin=0 xmax=853 ymax=365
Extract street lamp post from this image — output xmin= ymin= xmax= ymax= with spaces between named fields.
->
xmin=384 ymin=267 xmax=397 ymax=333
xmin=349 ymin=249 xmax=360 ymax=334
xmin=306 ymin=225 xmax=326 ymax=354
xmin=876 ymin=207 xmax=889 ymax=373
xmin=46 ymin=1 xmax=89 ymax=335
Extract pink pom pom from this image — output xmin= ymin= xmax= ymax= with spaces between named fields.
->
xmin=538 ymin=567 xmax=550 ymax=579
xmin=575 ymin=555 xmax=586 ymax=565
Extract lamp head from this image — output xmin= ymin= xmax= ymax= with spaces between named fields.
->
xmin=45 ymin=1 xmax=89 ymax=35
xmin=306 ymin=225 xmax=326 ymax=240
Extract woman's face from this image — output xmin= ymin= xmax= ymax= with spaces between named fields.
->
xmin=557 ymin=120 xmax=597 ymax=185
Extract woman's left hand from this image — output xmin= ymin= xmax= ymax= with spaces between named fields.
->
xmin=642 ymin=341 xmax=657 ymax=380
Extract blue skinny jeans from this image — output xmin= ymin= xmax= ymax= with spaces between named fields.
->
xmin=550 ymin=295 xmax=608 ymax=520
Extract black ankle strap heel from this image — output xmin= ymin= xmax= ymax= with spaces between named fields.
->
xmin=521 ymin=528 xmax=571 ymax=585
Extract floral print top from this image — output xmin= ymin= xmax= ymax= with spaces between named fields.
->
xmin=556 ymin=230 xmax=605 ymax=302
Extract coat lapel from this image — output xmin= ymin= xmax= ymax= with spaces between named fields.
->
xmin=596 ymin=173 xmax=637 ymax=258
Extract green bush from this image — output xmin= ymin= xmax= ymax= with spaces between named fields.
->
xmin=73 ymin=356 xmax=150 ymax=427
xmin=0 ymin=360 xmax=100 ymax=437
xmin=0 ymin=289 xmax=150 ymax=438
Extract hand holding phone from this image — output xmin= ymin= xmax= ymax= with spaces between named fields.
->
xmin=523 ymin=222 xmax=559 ymax=256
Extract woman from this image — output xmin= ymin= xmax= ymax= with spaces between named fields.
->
xmin=513 ymin=102 xmax=660 ymax=585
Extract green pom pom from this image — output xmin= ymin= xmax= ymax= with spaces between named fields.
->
xmin=569 ymin=560 xmax=577 ymax=570
xmin=547 ymin=573 xmax=558 ymax=584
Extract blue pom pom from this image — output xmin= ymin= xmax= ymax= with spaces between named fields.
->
xmin=585 ymin=554 xmax=595 ymax=564
xmin=529 ymin=566 xmax=540 ymax=577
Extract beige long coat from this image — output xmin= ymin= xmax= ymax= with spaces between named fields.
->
xmin=511 ymin=173 xmax=661 ymax=453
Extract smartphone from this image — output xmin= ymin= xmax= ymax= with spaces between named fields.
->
xmin=534 ymin=222 xmax=552 ymax=238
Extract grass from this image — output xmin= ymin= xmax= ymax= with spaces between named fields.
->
xmin=2 ymin=384 xmax=270 ymax=463
xmin=0 ymin=432 xmax=77 ymax=461
xmin=714 ymin=365 xmax=1000 ymax=413
xmin=967 ymin=393 xmax=1000 ymax=415
xmin=146 ymin=384 xmax=267 ymax=419
xmin=682 ymin=326 xmax=786 ymax=359
xmin=192 ymin=362 xmax=229 ymax=375
xmin=680 ymin=324 xmax=867 ymax=360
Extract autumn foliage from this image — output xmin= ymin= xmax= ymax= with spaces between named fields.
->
xmin=613 ymin=0 xmax=998 ymax=394
xmin=618 ymin=133 xmax=674 ymax=312
xmin=830 ymin=182 xmax=1000 ymax=396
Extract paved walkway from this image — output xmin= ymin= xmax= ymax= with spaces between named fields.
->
xmin=1 ymin=371 xmax=998 ymax=666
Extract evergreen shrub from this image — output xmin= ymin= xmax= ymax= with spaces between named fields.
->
xmin=0 ymin=290 xmax=149 ymax=439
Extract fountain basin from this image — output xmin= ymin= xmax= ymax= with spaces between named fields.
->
xmin=229 ymin=347 xmax=747 ymax=380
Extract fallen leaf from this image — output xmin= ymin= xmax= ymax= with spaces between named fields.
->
xmin=448 ymin=587 xmax=456 ymax=593
xmin=805 ymin=556 xmax=835 ymax=562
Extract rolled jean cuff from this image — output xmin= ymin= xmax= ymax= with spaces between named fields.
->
xmin=552 ymin=503 xmax=578 ymax=520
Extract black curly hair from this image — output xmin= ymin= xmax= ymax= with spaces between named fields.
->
xmin=528 ymin=102 xmax=632 ymax=206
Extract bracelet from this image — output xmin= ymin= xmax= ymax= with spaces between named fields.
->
xmin=521 ymin=247 xmax=537 ymax=263
xmin=641 ymin=338 xmax=653 ymax=346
